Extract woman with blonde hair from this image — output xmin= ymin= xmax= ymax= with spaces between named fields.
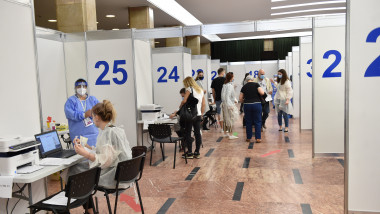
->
xmin=179 ymin=77 xmax=206 ymax=159
xmin=62 ymin=100 xmax=132 ymax=214
xmin=221 ymin=72 xmax=239 ymax=140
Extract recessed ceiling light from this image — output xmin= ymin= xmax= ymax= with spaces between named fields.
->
xmin=155 ymin=42 xmax=160 ymax=44
xmin=271 ymin=7 xmax=346 ymax=16
xmin=48 ymin=19 xmax=57 ymax=22
xmin=106 ymin=15 xmax=115 ymax=18
xmin=96 ymin=22 xmax=99 ymax=24
xmin=127 ymin=23 xmax=130 ymax=26
xmin=112 ymin=28 xmax=119 ymax=30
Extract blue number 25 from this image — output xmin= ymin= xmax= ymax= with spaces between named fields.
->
xmin=95 ymin=60 xmax=128 ymax=85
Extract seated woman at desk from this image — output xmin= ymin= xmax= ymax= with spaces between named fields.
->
xmin=62 ymin=100 xmax=132 ymax=213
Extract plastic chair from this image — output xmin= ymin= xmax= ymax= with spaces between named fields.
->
xmin=148 ymin=124 xmax=183 ymax=169
xmin=96 ymin=153 xmax=146 ymax=214
xmin=29 ymin=167 xmax=101 ymax=214
xmin=132 ymin=146 xmax=147 ymax=158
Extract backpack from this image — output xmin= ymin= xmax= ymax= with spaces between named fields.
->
xmin=179 ymin=88 xmax=198 ymax=123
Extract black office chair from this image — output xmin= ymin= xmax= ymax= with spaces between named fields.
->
xmin=148 ymin=124 xmax=183 ymax=169
xmin=29 ymin=167 xmax=101 ymax=214
xmin=96 ymin=153 xmax=146 ymax=214
xmin=132 ymin=146 xmax=147 ymax=158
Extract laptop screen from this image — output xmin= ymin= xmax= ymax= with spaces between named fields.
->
xmin=35 ymin=130 xmax=62 ymax=156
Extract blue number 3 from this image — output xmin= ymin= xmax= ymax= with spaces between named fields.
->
xmin=364 ymin=27 xmax=380 ymax=77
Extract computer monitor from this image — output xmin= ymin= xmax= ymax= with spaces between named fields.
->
xmin=35 ymin=130 xmax=62 ymax=158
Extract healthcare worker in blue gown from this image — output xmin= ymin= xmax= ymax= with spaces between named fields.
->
xmin=64 ymin=79 xmax=99 ymax=147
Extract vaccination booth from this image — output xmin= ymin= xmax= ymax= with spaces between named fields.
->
xmin=292 ymin=46 xmax=300 ymax=119
xmin=312 ymin=15 xmax=345 ymax=157
xmin=152 ymin=47 xmax=192 ymax=114
xmin=299 ymin=36 xmax=313 ymax=130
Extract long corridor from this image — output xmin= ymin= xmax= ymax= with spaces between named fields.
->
xmin=50 ymin=110 xmax=344 ymax=214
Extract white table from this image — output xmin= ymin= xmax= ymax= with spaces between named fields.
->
xmin=12 ymin=155 xmax=85 ymax=213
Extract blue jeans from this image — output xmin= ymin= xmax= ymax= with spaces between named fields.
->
xmin=277 ymin=110 xmax=289 ymax=127
xmin=215 ymin=100 xmax=222 ymax=114
xmin=244 ymin=103 xmax=262 ymax=140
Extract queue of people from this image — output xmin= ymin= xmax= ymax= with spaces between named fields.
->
xmin=60 ymin=67 xmax=292 ymax=213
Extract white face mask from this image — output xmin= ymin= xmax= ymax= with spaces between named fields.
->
xmin=76 ymin=87 xmax=87 ymax=96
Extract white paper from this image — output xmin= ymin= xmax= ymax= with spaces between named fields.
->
xmin=143 ymin=120 xmax=155 ymax=130
xmin=39 ymin=158 xmax=77 ymax=166
xmin=17 ymin=165 xmax=44 ymax=174
xmin=0 ymin=176 xmax=13 ymax=198
xmin=43 ymin=192 xmax=77 ymax=206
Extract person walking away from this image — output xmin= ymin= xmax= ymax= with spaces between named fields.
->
xmin=253 ymin=69 xmax=273 ymax=130
xmin=221 ymin=72 xmax=239 ymax=140
xmin=211 ymin=68 xmax=226 ymax=132
xmin=270 ymin=69 xmax=293 ymax=132
xmin=240 ymin=75 xmax=266 ymax=143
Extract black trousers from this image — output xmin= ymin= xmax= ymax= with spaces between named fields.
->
xmin=184 ymin=116 xmax=202 ymax=154
xmin=262 ymin=101 xmax=270 ymax=126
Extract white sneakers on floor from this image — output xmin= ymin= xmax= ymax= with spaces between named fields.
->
xmin=229 ymin=135 xmax=238 ymax=140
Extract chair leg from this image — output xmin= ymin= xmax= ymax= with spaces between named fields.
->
xmin=114 ymin=189 xmax=119 ymax=214
xmin=160 ymin=143 xmax=165 ymax=161
xmin=104 ymin=192 xmax=113 ymax=214
xmin=135 ymin=181 xmax=144 ymax=214
xmin=150 ymin=142 xmax=154 ymax=166
xmin=173 ymin=142 xmax=177 ymax=169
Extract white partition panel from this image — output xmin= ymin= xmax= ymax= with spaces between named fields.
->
xmin=288 ymin=53 xmax=293 ymax=79
xmin=278 ymin=60 xmax=286 ymax=72
xmin=0 ymin=0 xmax=44 ymax=212
xmin=36 ymin=37 xmax=67 ymax=126
xmin=192 ymin=55 xmax=210 ymax=94
xmin=292 ymin=47 xmax=300 ymax=118
xmin=210 ymin=59 xmax=220 ymax=90
xmin=134 ymin=39 xmax=153 ymax=107
xmin=313 ymin=18 xmax=345 ymax=156
xmin=262 ymin=60 xmax=279 ymax=79
xmin=228 ymin=62 xmax=246 ymax=99
xmin=85 ymin=31 xmax=137 ymax=146
xmin=285 ymin=57 xmax=289 ymax=74
xmin=64 ymin=33 xmax=87 ymax=96
xmin=152 ymin=47 xmax=191 ymax=114
xmin=300 ymin=37 xmax=313 ymax=130
xmin=346 ymin=0 xmax=380 ymax=212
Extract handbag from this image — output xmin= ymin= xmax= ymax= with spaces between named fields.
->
xmin=179 ymin=88 xmax=198 ymax=123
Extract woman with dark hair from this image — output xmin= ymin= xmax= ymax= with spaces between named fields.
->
xmin=221 ymin=72 xmax=239 ymax=140
xmin=194 ymin=70 xmax=206 ymax=94
xmin=271 ymin=69 xmax=293 ymax=132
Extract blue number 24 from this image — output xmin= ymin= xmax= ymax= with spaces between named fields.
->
xmin=157 ymin=66 xmax=179 ymax=83
xmin=364 ymin=27 xmax=380 ymax=77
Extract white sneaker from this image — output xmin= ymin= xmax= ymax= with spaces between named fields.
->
xmin=223 ymin=133 xmax=229 ymax=137
xmin=229 ymin=135 xmax=238 ymax=140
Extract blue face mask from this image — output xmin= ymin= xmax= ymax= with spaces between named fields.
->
xmin=278 ymin=75 xmax=282 ymax=79
xmin=260 ymin=75 xmax=265 ymax=80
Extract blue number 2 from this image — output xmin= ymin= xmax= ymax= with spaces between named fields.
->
xmin=95 ymin=61 xmax=111 ymax=85
xmin=307 ymin=59 xmax=312 ymax=78
xmin=157 ymin=67 xmax=167 ymax=83
xmin=322 ymin=50 xmax=342 ymax=78
xmin=364 ymin=27 xmax=380 ymax=77
xmin=211 ymin=71 xmax=217 ymax=80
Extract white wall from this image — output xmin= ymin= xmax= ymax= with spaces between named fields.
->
xmin=36 ymin=37 xmax=67 ymax=127
xmin=278 ymin=60 xmax=286 ymax=71
xmin=64 ymin=34 xmax=87 ymax=96
xmin=261 ymin=60 xmax=279 ymax=80
xmin=134 ymin=39 xmax=153 ymax=107
xmin=210 ymin=59 xmax=220 ymax=91
xmin=0 ymin=0 xmax=44 ymax=212
xmin=292 ymin=47 xmax=300 ymax=118
xmin=313 ymin=22 xmax=345 ymax=155
xmin=347 ymin=0 xmax=380 ymax=211
xmin=300 ymin=37 xmax=313 ymax=130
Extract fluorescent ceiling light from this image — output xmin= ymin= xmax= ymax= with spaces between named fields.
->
xmin=155 ymin=42 xmax=160 ymax=44
xmin=48 ymin=19 xmax=57 ymax=22
xmin=106 ymin=15 xmax=115 ymax=18
xmin=112 ymin=28 xmax=119 ymax=31
xmin=272 ymin=0 xmax=346 ymax=10
xmin=147 ymin=0 xmax=220 ymax=42
xmin=221 ymin=31 xmax=312 ymax=41
xmin=271 ymin=0 xmax=289 ymax=2
xmin=278 ymin=12 xmax=346 ymax=20
xmin=272 ymin=7 xmax=346 ymax=16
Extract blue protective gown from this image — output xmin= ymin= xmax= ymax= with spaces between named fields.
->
xmin=64 ymin=95 xmax=99 ymax=146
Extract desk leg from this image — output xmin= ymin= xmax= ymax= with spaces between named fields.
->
xmin=28 ymin=183 xmax=33 ymax=214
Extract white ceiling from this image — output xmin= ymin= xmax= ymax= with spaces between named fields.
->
xmin=34 ymin=0 xmax=346 ymax=43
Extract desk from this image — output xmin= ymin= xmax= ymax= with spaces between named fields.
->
xmin=137 ymin=119 xmax=177 ymax=147
xmin=11 ymin=155 xmax=85 ymax=213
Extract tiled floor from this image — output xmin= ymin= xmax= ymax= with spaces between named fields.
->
xmin=47 ymin=110 xmax=344 ymax=214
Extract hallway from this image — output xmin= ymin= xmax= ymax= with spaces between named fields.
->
xmin=50 ymin=110 xmax=344 ymax=213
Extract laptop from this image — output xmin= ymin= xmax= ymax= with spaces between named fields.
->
xmin=35 ymin=130 xmax=76 ymax=159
